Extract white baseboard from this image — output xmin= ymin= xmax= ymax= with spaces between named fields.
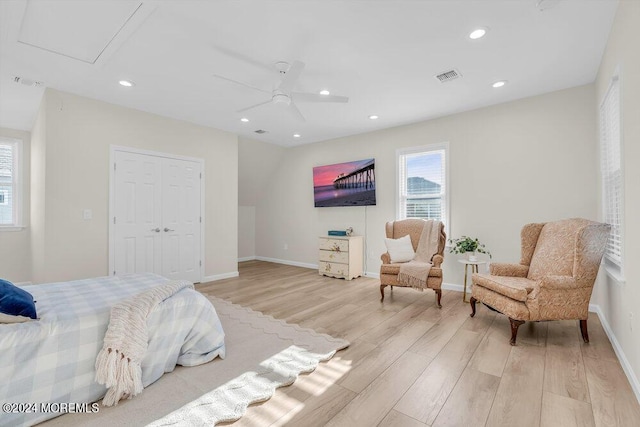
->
xmin=442 ymin=282 xmax=464 ymax=293
xmin=201 ymin=271 xmax=239 ymax=283
xmin=365 ymin=271 xmax=380 ymax=279
xmin=255 ymin=256 xmax=318 ymax=270
xmin=238 ymin=256 xmax=256 ymax=262
xmin=589 ymin=303 xmax=640 ymax=405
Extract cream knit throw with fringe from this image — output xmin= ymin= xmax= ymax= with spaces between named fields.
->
xmin=398 ymin=220 xmax=441 ymax=290
xmin=95 ymin=280 xmax=193 ymax=406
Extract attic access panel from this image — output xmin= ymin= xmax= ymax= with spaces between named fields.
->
xmin=18 ymin=0 xmax=143 ymax=64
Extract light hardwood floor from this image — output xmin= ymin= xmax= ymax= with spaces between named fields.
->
xmin=197 ymin=261 xmax=640 ymax=427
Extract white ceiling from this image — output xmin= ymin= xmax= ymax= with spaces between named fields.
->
xmin=0 ymin=0 xmax=618 ymax=147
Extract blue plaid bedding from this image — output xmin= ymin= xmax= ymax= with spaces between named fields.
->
xmin=0 ymin=273 xmax=225 ymax=426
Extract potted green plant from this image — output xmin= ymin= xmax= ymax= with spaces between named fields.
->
xmin=448 ymin=236 xmax=491 ymax=261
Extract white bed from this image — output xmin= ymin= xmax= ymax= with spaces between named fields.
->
xmin=0 ymin=273 xmax=225 ymax=427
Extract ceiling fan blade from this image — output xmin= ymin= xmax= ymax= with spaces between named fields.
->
xmin=292 ymin=92 xmax=349 ymax=103
xmin=210 ymin=44 xmax=274 ymax=73
xmin=213 ymin=74 xmax=271 ymax=94
xmin=288 ymin=102 xmax=306 ymax=122
xmin=278 ymin=61 xmax=305 ymax=92
xmin=237 ymin=99 xmax=272 ymax=113
xmin=168 ymin=11 xmax=274 ymax=73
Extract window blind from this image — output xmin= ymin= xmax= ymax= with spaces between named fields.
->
xmin=600 ymin=76 xmax=623 ymax=268
xmin=0 ymin=142 xmax=15 ymax=225
xmin=398 ymin=146 xmax=447 ymax=224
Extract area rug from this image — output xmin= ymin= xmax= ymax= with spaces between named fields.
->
xmin=40 ymin=295 xmax=349 ymax=427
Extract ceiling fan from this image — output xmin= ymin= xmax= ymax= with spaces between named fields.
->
xmin=213 ymin=61 xmax=349 ymax=122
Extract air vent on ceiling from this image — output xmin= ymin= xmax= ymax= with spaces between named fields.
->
xmin=254 ymin=129 xmax=268 ymax=134
xmin=13 ymin=76 xmax=44 ymax=87
xmin=435 ymin=69 xmax=461 ymax=83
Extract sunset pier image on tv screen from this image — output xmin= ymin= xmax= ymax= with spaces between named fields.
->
xmin=313 ymin=158 xmax=376 ymax=207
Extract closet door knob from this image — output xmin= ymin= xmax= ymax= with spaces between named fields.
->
xmin=151 ymin=228 xmax=160 ymax=232
xmin=164 ymin=227 xmax=175 ymax=232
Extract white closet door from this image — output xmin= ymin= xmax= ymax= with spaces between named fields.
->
xmin=112 ymin=150 xmax=202 ymax=282
xmin=113 ymin=151 xmax=163 ymax=275
xmin=161 ymin=158 xmax=201 ymax=282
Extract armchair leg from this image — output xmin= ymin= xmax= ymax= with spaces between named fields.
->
xmin=435 ymin=289 xmax=442 ymax=308
xmin=380 ymin=285 xmax=386 ymax=302
xmin=509 ymin=318 xmax=525 ymax=346
xmin=580 ymin=319 xmax=589 ymax=343
xmin=470 ymin=296 xmax=477 ymax=317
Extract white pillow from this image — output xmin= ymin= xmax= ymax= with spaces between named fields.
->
xmin=385 ymin=234 xmax=415 ymax=263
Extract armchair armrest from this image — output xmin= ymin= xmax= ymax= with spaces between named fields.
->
xmin=540 ymin=275 xmax=586 ymax=289
xmin=381 ymin=252 xmax=391 ymax=264
xmin=490 ymin=263 xmax=529 ymax=277
xmin=432 ymin=254 xmax=444 ymax=268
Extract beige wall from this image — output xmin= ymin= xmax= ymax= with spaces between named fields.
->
xmin=0 ymin=126 xmax=31 ymax=283
xmin=238 ymin=205 xmax=256 ymax=259
xmin=30 ymin=95 xmax=47 ymax=285
xmin=253 ymin=84 xmax=598 ymax=286
xmin=593 ymin=0 xmax=640 ymax=398
xmin=238 ymin=137 xmax=285 ymax=206
xmin=30 ymin=89 xmax=238 ymax=283
xmin=237 ymin=137 xmax=285 ymax=260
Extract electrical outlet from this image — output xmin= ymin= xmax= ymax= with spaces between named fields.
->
xmin=283 ymin=243 xmax=288 ymax=250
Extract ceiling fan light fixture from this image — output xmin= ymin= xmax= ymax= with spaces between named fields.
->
xmin=272 ymin=93 xmax=291 ymax=106
xmin=368 ymin=115 xmax=379 ymax=120
xmin=469 ymin=28 xmax=488 ymax=40
xmin=492 ymin=80 xmax=507 ymax=88
xmin=319 ymin=90 xmax=330 ymax=95
xmin=118 ymin=80 xmax=134 ymax=87
xmin=240 ymin=117 xmax=249 ymax=122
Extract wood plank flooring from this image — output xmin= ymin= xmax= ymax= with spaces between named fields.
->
xmin=197 ymin=261 xmax=640 ymax=427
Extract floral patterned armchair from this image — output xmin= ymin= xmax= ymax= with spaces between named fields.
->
xmin=380 ymin=219 xmax=446 ymax=307
xmin=470 ymin=218 xmax=610 ymax=345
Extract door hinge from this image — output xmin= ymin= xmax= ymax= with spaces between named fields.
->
xmin=200 ymin=173 xmax=202 ymax=179
xmin=199 ymin=260 xmax=202 ymax=267
xmin=114 ymin=163 xmax=116 ymax=171
xmin=200 ymin=216 xmax=202 ymax=223
xmin=113 ymin=270 xmax=116 ymax=275
xmin=113 ymin=217 xmax=116 ymax=224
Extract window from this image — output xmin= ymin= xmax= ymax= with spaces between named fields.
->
xmin=0 ymin=138 xmax=22 ymax=228
xmin=397 ymin=143 xmax=449 ymax=232
xmin=599 ymin=74 xmax=624 ymax=279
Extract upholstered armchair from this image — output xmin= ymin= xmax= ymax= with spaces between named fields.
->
xmin=470 ymin=218 xmax=610 ymax=345
xmin=380 ymin=219 xmax=446 ymax=307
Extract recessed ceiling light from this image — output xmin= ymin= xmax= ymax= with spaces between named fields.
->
xmin=293 ymin=134 xmax=301 ymax=138
xmin=368 ymin=115 xmax=379 ymax=120
xmin=118 ymin=80 xmax=134 ymax=87
xmin=492 ymin=80 xmax=507 ymax=88
xmin=240 ymin=117 xmax=249 ymax=122
xmin=469 ymin=28 xmax=487 ymax=40
xmin=319 ymin=90 xmax=330 ymax=95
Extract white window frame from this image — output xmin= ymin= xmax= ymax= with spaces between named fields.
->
xmin=396 ymin=142 xmax=450 ymax=237
xmin=0 ymin=137 xmax=23 ymax=231
xmin=599 ymin=70 xmax=625 ymax=283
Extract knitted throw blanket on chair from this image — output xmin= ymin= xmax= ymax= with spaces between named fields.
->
xmin=95 ymin=280 xmax=193 ymax=406
xmin=398 ymin=220 xmax=441 ymax=290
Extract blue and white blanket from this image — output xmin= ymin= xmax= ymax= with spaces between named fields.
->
xmin=0 ymin=273 xmax=225 ymax=427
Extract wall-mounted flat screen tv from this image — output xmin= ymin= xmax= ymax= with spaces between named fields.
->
xmin=313 ymin=158 xmax=376 ymax=207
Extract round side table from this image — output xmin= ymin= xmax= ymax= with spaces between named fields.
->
xmin=458 ymin=259 xmax=487 ymax=303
